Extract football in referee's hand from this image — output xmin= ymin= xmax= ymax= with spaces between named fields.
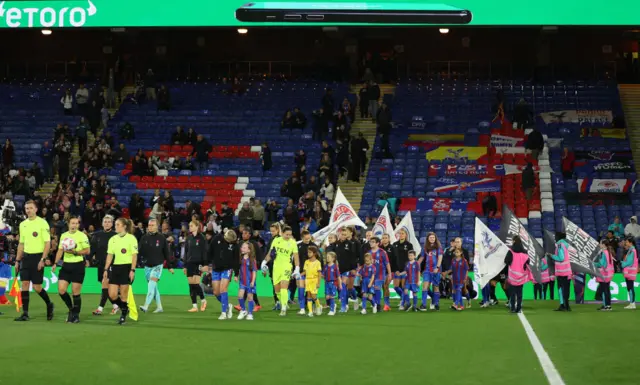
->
xmin=61 ymin=237 xmax=77 ymax=251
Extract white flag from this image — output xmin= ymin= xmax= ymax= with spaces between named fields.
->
xmin=372 ymin=204 xmax=394 ymax=239
xmin=312 ymin=187 xmax=366 ymax=245
xmin=393 ymin=212 xmax=422 ymax=256
xmin=473 ymin=218 xmax=508 ymax=288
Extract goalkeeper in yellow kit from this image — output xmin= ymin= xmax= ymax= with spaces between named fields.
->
xmin=303 ymin=246 xmax=323 ymax=317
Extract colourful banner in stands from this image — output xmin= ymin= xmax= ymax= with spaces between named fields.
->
xmin=426 ymin=146 xmax=487 ymax=161
xmin=574 ymin=150 xmax=633 ymax=162
xmin=408 ymin=134 xmax=465 ymax=142
xmin=577 ymin=178 xmax=632 ymax=193
xmin=428 ymin=163 xmax=552 ymax=176
xmin=490 ymin=134 xmax=524 ymax=148
xmin=539 ymin=110 xmax=613 ymax=124
xmin=580 ymin=128 xmax=626 ymax=139
xmin=433 ymin=177 xmax=500 ymax=193
xmin=573 ymin=160 xmax=634 ymax=174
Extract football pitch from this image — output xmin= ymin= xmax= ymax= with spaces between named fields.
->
xmin=1 ymin=295 xmax=637 ymax=385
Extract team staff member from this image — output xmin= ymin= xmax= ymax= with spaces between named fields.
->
xmin=551 ymin=232 xmax=572 ymax=312
xmin=15 ymin=200 xmax=54 ymax=322
xmin=184 ymin=220 xmax=208 ymax=313
xmin=390 ymin=230 xmax=412 ymax=308
xmin=91 ymin=215 xmax=117 ymax=315
xmin=262 ymin=226 xmax=300 ymax=316
xmin=52 ymin=217 xmax=90 ymax=323
xmin=139 ymin=219 xmax=172 ymax=314
xmin=104 ymin=218 xmax=138 ymax=325
xmin=334 ymin=227 xmax=360 ymax=312
xmin=209 ymin=229 xmax=239 ymax=320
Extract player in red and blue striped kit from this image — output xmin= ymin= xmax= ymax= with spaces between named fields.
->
xmin=358 ymin=253 xmax=377 ymax=314
xmin=402 ymin=251 xmax=420 ymax=312
xmin=323 ymin=251 xmax=341 ymax=316
xmin=235 ymin=242 xmax=257 ymax=320
xmin=369 ymin=237 xmax=392 ymax=311
xmin=450 ymin=249 xmax=469 ymax=311
xmin=418 ymin=233 xmax=443 ymax=311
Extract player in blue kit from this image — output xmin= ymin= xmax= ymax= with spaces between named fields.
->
xmin=401 ymin=251 xmax=421 ymax=312
xmin=323 ymin=251 xmax=341 ymax=316
xmin=358 ymin=253 xmax=377 ymax=315
xmin=418 ymin=232 xmax=443 ymax=311
xmin=369 ymin=237 xmax=392 ymax=311
xmin=451 ymin=249 xmax=469 ymax=311
xmin=235 ymin=241 xmax=257 ymax=320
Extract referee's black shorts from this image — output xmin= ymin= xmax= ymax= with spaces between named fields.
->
xmin=19 ymin=253 xmax=45 ymax=285
xmin=59 ymin=262 xmax=86 ymax=284
xmin=109 ymin=265 xmax=131 ymax=286
xmin=97 ymin=264 xmax=111 ymax=283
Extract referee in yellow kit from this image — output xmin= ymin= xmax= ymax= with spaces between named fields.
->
xmin=104 ymin=217 xmax=138 ymax=325
xmin=14 ymin=200 xmax=55 ymax=321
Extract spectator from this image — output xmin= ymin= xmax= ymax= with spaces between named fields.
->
xmin=292 ymin=107 xmax=307 ymax=128
xmin=282 ymin=174 xmax=304 ymax=203
xmin=561 ymin=147 xmax=575 ymax=179
xmin=120 ymin=121 xmax=135 ymax=141
xmin=368 ymin=81 xmax=381 ymax=122
xmin=191 ymin=135 xmax=211 ymax=170
xmin=482 ymin=195 xmax=498 ymax=217
xmin=305 ymin=175 xmax=320 ymax=196
xmin=358 ymin=83 xmax=369 ymax=119
xmin=113 ymin=143 xmax=130 ymax=163
xmin=281 ymin=110 xmax=295 ymax=129
xmin=526 ymin=127 xmax=544 ymax=161
xmin=238 ymin=202 xmax=254 ymax=227
xmin=349 ymin=136 xmax=361 ymax=182
xmin=265 ymin=200 xmax=280 ymax=224
xmin=104 ymin=131 xmax=115 ymax=149
xmin=284 ymin=206 xmax=301 ymax=240
xmin=25 ymin=171 xmax=36 ymax=191
xmin=129 ymin=193 xmax=146 ymax=224
xmin=171 ymin=126 xmax=187 ymax=145
xmin=353 ymin=132 xmax=369 ymax=176
xmin=311 ymin=108 xmax=329 ymax=142
xmin=609 ymin=216 xmax=624 ymax=238
xmin=75 ymin=83 xmax=90 ymax=116
xmin=512 ymin=98 xmax=532 ymax=129
xmin=336 ymin=139 xmax=349 ymax=179
xmin=101 ymin=106 xmax=109 ymax=128
xmin=106 ymin=197 xmax=122 ymax=218
xmin=320 ymin=178 xmax=335 ymax=201
xmin=3 ymin=139 xmax=14 ymax=168
xmin=157 ymin=85 xmax=171 ymax=111
xmin=300 ymin=214 xmax=318 ymax=234
xmin=186 ymin=127 xmax=198 ymax=146
xmin=321 ymin=88 xmax=335 ymax=118
xmin=313 ymin=200 xmax=329 ymax=229
xmin=149 ymin=197 xmax=163 ymax=220
xmin=55 ymin=133 xmax=72 ymax=182
xmin=377 ymin=102 xmax=392 ymax=158
xmin=624 ymin=216 xmax=640 ymax=241
xmin=30 ymin=162 xmax=43 ymax=188
xmin=219 ymin=202 xmax=234 ymax=230
xmin=76 ymin=117 xmax=89 ymax=155
xmin=522 ymin=162 xmax=535 ymax=201
xmin=145 ymin=69 xmax=157 ymax=100
xmin=61 ymin=89 xmax=74 ymax=115
xmin=40 ymin=141 xmax=53 ymax=182
xmin=252 ymin=199 xmax=265 ymax=231
xmin=163 ymin=190 xmax=175 ymax=212
xmin=97 ymin=138 xmax=111 ymax=154
xmin=333 ymin=110 xmax=350 ymax=142
xmin=261 ymin=142 xmax=272 ymax=172
xmin=341 ymin=97 xmax=355 ymax=123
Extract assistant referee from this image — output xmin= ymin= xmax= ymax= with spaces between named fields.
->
xmin=104 ymin=218 xmax=138 ymax=325
xmin=15 ymin=200 xmax=54 ymax=322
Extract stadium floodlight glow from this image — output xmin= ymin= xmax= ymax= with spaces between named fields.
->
xmin=439 ymin=28 xmax=450 ymax=34
xmin=41 ymin=29 xmax=52 ymax=35
xmin=237 ymin=28 xmax=248 ymax=34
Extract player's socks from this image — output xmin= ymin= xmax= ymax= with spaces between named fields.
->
xmin=189 ymin=284 xmax=198 ymax=306
xmin=340 ymin=284 xmax=347 ymax=309
xmin=490 ymin=285 xmax=497 ymax=301
xmin=482 ymin=285 xmax=490 ymax=304
xmin=315 ymin=299 xmax=321 ymax=308
xmin=421 ymin=290 xmax=428 ymax=306
xmin=307 ymin=298 xmax=313 ymax=313
xmin=412 ymin=294 xmax=418 ymax=308
xmin=298 ymin=288 xmax=305 ymax=309
xmin=38 ymin=290 xmax=52 ymax=305
xmin=427 ymin=289 xmax=434 ymax=298
xmin=433 ymin=291 xmax=441 ymax=306
xmin=73 ymin=295 xmax=82 ymax=314
xmin=216 ymin=294 xmax=222 ymax=303
xmin=197 ymin=285 xmax=205 ymax=300
xmin=394 ymin=287 xmax=404 ymax=304
xmin=221 ymin=292 xmax=229 ymax=312
xmin=121 ymin=301 xmax=129 ymax=316
xmin=254 ymin=295 xmax=260 ymax=306
xmin=154 ymin=285 xmax=162 ymax=308
xmin=248 ymin=300 xmax=254 ymax=315
xmin=403 ymin=293 xmax=410 ymax=306
xmin=99 ymin=288 xmax=109 ymax=307
xmin=279 ymin=288 xmax=288 ymax=308
xmin=374 ymin=289 xmax=381 ymax=307
xmin=239 ymin=298 xmax=246 ymax=311
xmin=350 ymin=288 xmax=357 ymax=300
xmin=384 ymin=296 xmax=390 ymax=307
xmin=145 ymin=280 xmax=157 ymax=308
xmin=361 ymin=297 xmax=367 ymax=309
xmin=60 ymin=292 xmax=73 ymax=310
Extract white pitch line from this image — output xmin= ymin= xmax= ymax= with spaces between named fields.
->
xmin=517 ymin=312 xmax=566 ymax=385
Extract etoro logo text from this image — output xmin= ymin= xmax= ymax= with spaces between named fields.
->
xmin=0 ymin=0 xmax=97 ymax=28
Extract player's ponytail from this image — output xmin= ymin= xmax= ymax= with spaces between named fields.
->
xmin=116 ymin=217 xmax=134 ymax=235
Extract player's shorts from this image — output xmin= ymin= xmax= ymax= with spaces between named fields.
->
xmin=273 ymin=263 xmax=292 ymax=284
xmin=423 ymin=271 xmax=441 ymax=286
xmin=110 ymin=264 xmax=132 ymax=286
xmin=305 ymin=279 xmax=319 ymax=295
xmin=374 ymin=279 xmax=385 ymax=289
xmin=325 ymin=281 xmax=338 ymax=297
xmin=361 ymin=278 xmax=375 ymax=295
xmin=239 ymin=284 xmax=256 ymax=294
xmin=19 ymin=254 xmax=44 ymax=285
xmin=59 ymin=262 xmax=86 ymax=284
xmin=405 ymin=283 xmax=420 ymax=293
xmin=297 ymin=275 xmax=306 ymax=281
xmin=186 ymin=263 xmax=203 ymax=278
xmin=453 ymin=283 xmax=465 ymax=291
xmin=394 ymin=272 xmax=405 ymax=280
xmin=145 ymin=264 xmax=163 ymax=281
xmin=212 ymin=269 xmax=233 ymax=281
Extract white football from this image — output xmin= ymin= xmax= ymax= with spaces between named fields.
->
xmin=62 ymin=237 xmax=77 ymax=251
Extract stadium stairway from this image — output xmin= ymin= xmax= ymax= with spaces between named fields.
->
xmin=341 ymin=84 xmax=395 ymax=212
xmin=619 ymin=84 xmax=640 ymax=173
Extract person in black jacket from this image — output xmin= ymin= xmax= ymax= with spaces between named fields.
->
xmin=335 ymin=227 xmax=361 ymax=312
xmin=191 ymin=135 xmax=210 ymax=170
xmin=377 ymin=103 xmax=392 ymax=158
xmin=358 ymin=83 xmax=369 ymax=119
xmin=261 ymin=142 xmax=272 ymax=172
xmin=522 ymin=163 xmax=536 ymax=201
xmin=368 ymin=81 xmax=381 ymax=122
xmin=219 ymin=202 xmax=235 ymax=230
xmin=184 ymin=220 xmax=208 ymax=313
xmin=171 ymin=126 xmax=187 ymax=145
xmin=139 ymin=219 xmax=172 ymax=313
xmin=525 ymin=128 xmax=544 ymax=161
xmin=90 ymin=215 xmax=117 ymax=315
xmin=391 ymin=230 xmax=413 ymax=307
xmin=209 ymin=229 xmax=240 ymax=320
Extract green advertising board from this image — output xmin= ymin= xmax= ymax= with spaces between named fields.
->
xmin=0 ymin=0 xmax=636 ymax=28
xmin=9 ymin=267 xmax=638 ymax=302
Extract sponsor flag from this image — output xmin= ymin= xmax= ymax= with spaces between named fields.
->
xmin=539 ymin=110 xmax=613 ymax=124
xmin=473 ymin=218 xmax=508 ymax=287
xmin=574 ymin=150 xmax=632 ymax=162
xmin=128 ymin=287 xmax=139 ymax=321
xmin=393 ymin=212 xmax=422 ymax=255
xmin=9 ymin=277 xmax=21 ymax=312
xmin=425 ymin=146 xmax=487 ymax=161
xmin=580 ymin=128 xmax=626 ymax=139
xmin=577 ymin=178 xmax=631 ymax=193
xmin=498 ymin=205 xmax=544 ymax=283
xmin=574 ymin=160 xmax=633 ymax=174
xmin=562 ymin=218 xmax=602 ymax=278
xmin=372 ymin=204 xmax=395 ymax=239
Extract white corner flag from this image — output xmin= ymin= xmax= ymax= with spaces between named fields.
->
xmin=313 ymin=187 xmax=366 ymax=245
xmin=393 ymin=211 xmax=422 ymax=256
xmin=473 ymin=217 xmax=508 ymax=288
xmin=372 ymin=204 xmax=395 ymax=239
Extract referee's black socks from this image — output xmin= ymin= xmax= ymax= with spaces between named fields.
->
xmin=60 ymin=292 xmax=73 ymax=310
xmin=21 ymin=291 xmax=30 ymax=314
xmin=38 ymin=289 xmax=52 ymax=305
